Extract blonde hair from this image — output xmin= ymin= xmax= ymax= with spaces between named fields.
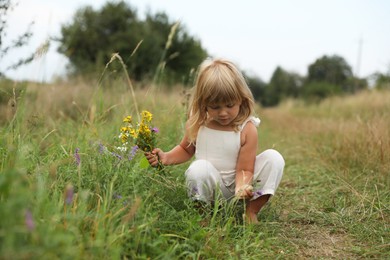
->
xmin=187 ymin=58 xmax=255 ymax=143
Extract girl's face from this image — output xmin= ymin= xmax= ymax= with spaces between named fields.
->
xmin=206 ymin=102 xmax=241 ymax=126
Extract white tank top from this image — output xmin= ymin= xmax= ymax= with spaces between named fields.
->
xmin=195 ymin=116 xmax=261 ymax=187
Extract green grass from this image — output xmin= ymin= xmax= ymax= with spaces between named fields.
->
xmin=0 ymin=80 xmax=389 ymax=259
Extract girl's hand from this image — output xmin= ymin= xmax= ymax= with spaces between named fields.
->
xmin=144 ymin=148 xmax=165 ymax=167
xmin=235 ymin=184 xmax=254 ymax=199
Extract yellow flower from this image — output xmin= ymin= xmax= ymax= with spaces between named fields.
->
xmin=119 ymin=110 xmax=160 ymax=156
xmin=129 ymin=128 xmax=138 ymax=138
xmin=123 ymin=115 xmax=132 ymax=123
xmin=139 ymin=123 xmax=151 ymax=135
xmin=141 ymin=110 xmax=152 ymax=123
xmin=120 ymin=133 xmax=128 ymax=143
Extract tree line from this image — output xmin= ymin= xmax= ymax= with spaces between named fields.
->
xmin=247 ymin=55 xmax=368 ymax=106
xmin=1 ymin=1 xmax=390 ymax=107
xmin=57 ymin=1 xmax=207 ymax=85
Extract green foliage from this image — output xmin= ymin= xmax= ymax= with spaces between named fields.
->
xmin=297 ymin=55 xmax=368 ymax=102
xmin=58 ymin=3 xmax=140 ymax=76
xmin=163 ymin=24 xmax=207 ymax=85
xmin=262 ymin=67 xmax=303 ymax=107
xmin=0 ymin=78 xmax=26 ymax=104
xmin=243 ymin=56 xmax=369 ymax=107
xmin=307 ymin=55 xmax=353 ymax=89
xmin=373 ymin=71 xmax=390 ymax=89
xmin=348 ymin=76 xmax=368 ymax=92
xmin=58 ymin=2 xmax=207 ymax=83
xmin=301 ymin=81 xmax=341 ymax=102
xmin=246 ymin=55 xmax=370 ymax=107
xmin=245 ymin=73 xmax=267 ymax=105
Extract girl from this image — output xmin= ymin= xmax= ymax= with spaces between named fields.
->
xmin=146 ymin=58 xmax=284 ymax=223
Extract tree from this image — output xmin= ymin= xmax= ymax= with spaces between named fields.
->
xmin=372 ymin=70 xmax=390 ymax=90
xmin=303 ymin=55 xmax=368 ymax=100
xmin=0 ymin=0 xmax=35 ymax=77
xmin=307 ymin=55 xmax=353 ymax=92
xmin=164 ymin=23 xmax=207 ymax=85
xmin=58 ymin=2 xmax=141 ymax=77
xmin=262 ymin=66 xmax=302 ymax=106
xmin=58 ymin=2 xmax=207 ymax=82
xmin=244 ymin=73 xmax=266 ymax=105
xmin=301 ymin=81 xmax=341 ymax=102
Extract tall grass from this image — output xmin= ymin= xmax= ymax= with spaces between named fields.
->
xmin=1 ymin=69 xmax=389 ymax=259
xmin=260 ymin=91 xmax=389 ymax=258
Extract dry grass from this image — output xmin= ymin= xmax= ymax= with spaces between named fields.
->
xmin=258 ymin=89 xmax=390 ymax=258
xmin=1 ymin=78 xmax=187 ymax=127
xmin=262 ymin=90 xmax=390 ymax=176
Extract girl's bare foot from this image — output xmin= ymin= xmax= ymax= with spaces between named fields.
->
xmin=245 ymin=211 xmax=259 ymax=224
xmin=245 ymin=194 xmax=271 ymax=224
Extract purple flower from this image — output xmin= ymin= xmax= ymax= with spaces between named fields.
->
xmin=191 ymin=186 xmax=199 ymax=194
xmin=128 ymin=145 xmax=139 ymax=161
xmin=113 ymin=193 xmax=122 ymax=199
xmin=151 ymin=127 xmax=159 ymax=133
xmin=254 ymin=190 xmax=263 ymax=197
xmin=25 ymin=209 xmax=35 ymax=231
xmin=74 ymin=148 xmax=80 ymax=165
xmin=98 ymin=143 xmax=105 ymax=154
xmin=65 ymin=185 xmax=74 ymax=205
xmin=111 ymin=152 xmax=122 ymax=160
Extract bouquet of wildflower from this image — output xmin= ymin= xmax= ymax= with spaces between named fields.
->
xmin=119 ymin=110 xmax=163 ymax=169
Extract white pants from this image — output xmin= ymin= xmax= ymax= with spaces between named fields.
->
xmin=185 ymin=149 xmax=285 ymax=202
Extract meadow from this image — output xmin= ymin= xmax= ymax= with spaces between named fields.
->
xmin=0 ymin=76 xmax=389 ymax=259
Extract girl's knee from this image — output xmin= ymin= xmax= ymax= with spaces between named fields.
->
xmin=258 ymin=149 xmax=285 ymax=170
xmin=185 ymin=159 xmax=215 ymax=180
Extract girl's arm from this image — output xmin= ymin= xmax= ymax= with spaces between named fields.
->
xmin=235 ymin=122 xmax=258 ymax=198
xmin=145 ymin=123 xmax=195 ymax=167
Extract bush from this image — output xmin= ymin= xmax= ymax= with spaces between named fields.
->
xmin=301 ymin=81 xmax=341 ymax=102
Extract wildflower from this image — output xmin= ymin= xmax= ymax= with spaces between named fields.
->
xmin=254 ymin=190 xmax=263 ymax=197
xmin=25 ymin=209 xmax=35 ymax=231
xmin=139 ymin=122 xmax=151 ymax=135
xmin=116 ymin=146 xmax=128 ymax=152
xmin=141 ymin=110 xmax=152 ymax=122
xmin=113 ymin=193 xmax=122 ymax=199
xmin=128 ymin=145 xmax=139 ymax=161
xmin=120 ymin=133 xmax=128 ymax=143
xmin=74 ymin=148 xmax=80 ymax=166
xmin=119 ymin=110 xmax=163 ymax=170
xmin=119 ymin=110 xmax=158 ymax=153
xmin=123 ymin=115 xmax=132 ymax=123
xmin=112 ymin=152 xmax=123 ymax=160
xmin=98 ymin=143 xmax=105 ymax=154
xmin=128 ymin=128 xmax=137 ymax=138
xmin=191 ymin=186 xmax=199 ymax=194
xmin=64 ymin=184 xmax=74 ymax=205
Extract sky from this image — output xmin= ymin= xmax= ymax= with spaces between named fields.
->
xmin=2 ymin=0 xmax=390 ymax=83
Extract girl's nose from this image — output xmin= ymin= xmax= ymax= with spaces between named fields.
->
xmin=219 ymin=109 xmax=228 ymax=116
